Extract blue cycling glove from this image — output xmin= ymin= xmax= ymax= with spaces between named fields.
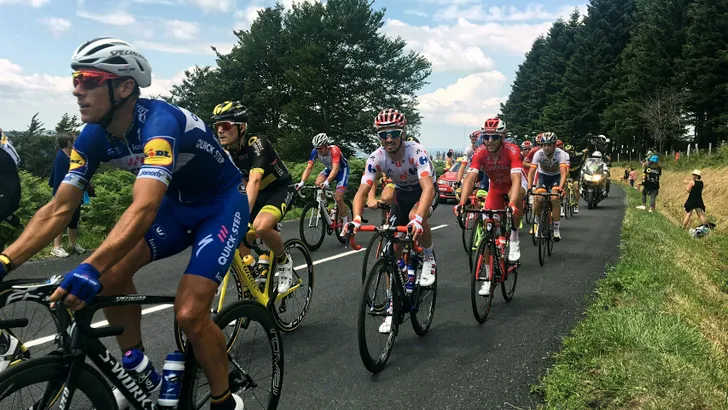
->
xmin=59 ymin=263 xmax=102 ymax=304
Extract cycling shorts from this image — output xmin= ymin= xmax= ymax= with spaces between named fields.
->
xmin=569 ymin=168 xmax=581 ymax=181
xmin=144 ymin=182 xmax=249 ymax=284
xmin=485 ymin=173 xmax=526 ymax=210
xmin=537 ymin=173 xmax=561 ymax=192
xmin=389 ymin=183 xmax=439 ymax=226
xmin=250 ymin=179 xmax=296 ymax=222
xmin=320 ymin=166 xmax=349 ymax=192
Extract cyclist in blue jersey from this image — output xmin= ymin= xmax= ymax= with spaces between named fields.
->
xmin=296 ymin=133 xmax=350 ymax=231
xmin=0 ymin=38 xmax=246 ymax=409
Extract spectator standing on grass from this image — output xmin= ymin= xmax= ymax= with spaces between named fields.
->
xmin=637 ymin=155 xmax=661 ymax=212
xmin=682 ymin=169 xmax=709 ymax=229
xmin=628 ymin=167 xmax=637 ymax=188
xmin=48 ymin=133 xmax=87 ymax=257
xmin=0 ymin=128 xmax=22 ymax=230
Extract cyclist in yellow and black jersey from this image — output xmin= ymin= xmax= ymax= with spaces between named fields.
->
xmin=212 ymin=100 xmax=296 ymax=293
xmin=565 ymin=144 xmax=587 ymax=213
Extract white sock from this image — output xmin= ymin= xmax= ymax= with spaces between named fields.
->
xmin=510 ymin=230 xmax=519 ymax=242
xmin=485 ymin=265 xmax=491 ymax=280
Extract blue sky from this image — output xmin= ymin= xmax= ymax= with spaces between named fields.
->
xmin=0 ymin=0 xmax=585 ymax=150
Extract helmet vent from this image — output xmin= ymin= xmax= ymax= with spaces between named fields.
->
xmin=87 ymin=44 xmax=113 ymax=55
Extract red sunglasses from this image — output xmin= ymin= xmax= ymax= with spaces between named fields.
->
xmin=213 ymin=121 xmax=243 ymax=131
xmin=72 ymin=71 xmax=120 ymax=89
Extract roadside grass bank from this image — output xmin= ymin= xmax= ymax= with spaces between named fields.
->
xmin=534 ymin=184 xmax=728 ymax=409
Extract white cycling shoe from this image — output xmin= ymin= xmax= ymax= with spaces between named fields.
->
xmin=378 ymin=316 xmax=392 ymax=334
xmin=276 ymin=254 xmax=294 ymax=294
xmin=479 ymin=280 xmax=492 ymax=296
xmin=419 ymin=253 xmax=436 ymax=287
xmin=508 ymin=241 xmax=521 ymax=262
xmin=233 ymin=393 xmax=244 ymax=409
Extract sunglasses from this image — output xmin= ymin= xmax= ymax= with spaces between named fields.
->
xmin=213 ymin=121 xmax=242 ymax=131
xmin=480 ymin=134 xmax=502 ymax=141
xmin=72 ymin=71 xmax=120 ymax=89
xmin=377 ymin=129 xmax=404 ymax=140
xmin=316 ymin=146 xmax=327 ymax=150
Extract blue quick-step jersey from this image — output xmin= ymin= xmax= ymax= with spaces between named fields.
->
xmin=63 ymin=98 xmax=243 ymax=203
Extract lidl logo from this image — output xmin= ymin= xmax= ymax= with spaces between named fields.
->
xmin=143 ymin=138 xmax=173 ymax=167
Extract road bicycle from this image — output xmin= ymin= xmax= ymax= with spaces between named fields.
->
xmin=349 ymin=225 xmax=437 ymax=374
xmin=298 ymin=186 xmax=353 ymax=251
xmin=0 ymin=276 xmax=283 ymax=409
xmin=461 ymin=207 xmax=519 ymax=323
xmin=359 ymin=202 xmax=392 ymax=283
xmin=458 ymin=190 xmax=487 ymax=255
xmin=565 ymin=178 xmax=578 ymax=217
xmin=532 ymin=192 xmax=558 ymax=266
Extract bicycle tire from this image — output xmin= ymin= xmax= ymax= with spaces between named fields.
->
xmin=268 ymin=238 xmax=314 ymax=332
xmin=468 ymin=217 xmax=483 ymax=273
xmin=299 ymin=201 xmax=326 ymax=251
xmin=179 ymin=300 xmax=283 ymax=410
xmin=174 ymin=265 xmax=245 ymax=353
xmin=501 ymin=261 xmax=518 ymax=302
xmin=461 ymin=212 xmax=475 ymax=254
xmin=411 ymin=251 xmax=437 ymax=336
xmin=524 ymin=200 xmax=533 ymax=225
xmin=538 ymin=209 xmax=548 ymax=266
xmin=547 ymin=220 xmax=554 ymax=256
xmin=561 ymin=193 xmax=569 ymax=220
xmin=0 ymin=354 xmax=116 ymax=409
xmin=334 ymin=199 xmax=354 ymax=244
xmin=361 ymin=231 xmax=387 ymax=284
xmin=357 ymin=258 xmax=399 ymax=374
xmin=471 ymin=238 xmax=495 ymax=323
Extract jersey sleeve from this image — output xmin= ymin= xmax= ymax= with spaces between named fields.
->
xmin=307 ymin=148 xmax=317 ymax=165
xmin=413 ymin=144 xmax=432 ymax=180
xmin=247 ymin=136 xmax=270 ymax=175
xmin=506 ymin=144 xmax=523 ymax=173
xmin=61 ymin=126 xmax=103 ymax=191
xmin=329 ymin=145 xmax=342 ymax=166
xmin=559 ymin=150 xmax=570 ymax=168
xmin=361 ymin=152 xmax=381 ymax=186
xmin=137 ymin=111 xmax=180 ymax=186
xmin=467 ymin=148 xmax=484 ymax=173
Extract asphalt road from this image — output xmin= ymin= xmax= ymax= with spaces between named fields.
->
xmin=8 ymin=186 xmax=625 ymax=410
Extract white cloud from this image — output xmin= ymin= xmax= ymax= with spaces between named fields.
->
xmin=40 ymin=17 xmax=72 ymax=37
xmin=418 ymin=71 xmax=508 ymax=127
xmin=233 ymin=6 xmax=264 ymax=31
xmin=0 ymin=0 xmax=48 ymax=7
xmin=164 ymin=19 xmax=199 ymax=40
xmin=188 ymin=0 xmax=236 ymax=13
xmin=144 ymin=67 xmax=192 ymax=98
xmin=434 ymin=3 xmax=586 ymax=22
xmin=404 ymin=10 xmax=428 ymax=17
xmin=77 ymin=9 xmax=137 ymax=26
xmin=135 ymin=40 xmax=234 ymax=55
xmin=279 ymin=0 xmax=321 ymax=10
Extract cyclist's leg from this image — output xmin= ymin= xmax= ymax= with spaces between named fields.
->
xmin=478 ymin=190 xmax=507 ymax=295
xmin=546 ymin=175 xmax=562 ymax=239
xmin=334 ymin=167 xmax=349 ymax=221
xmin=380 ymin=181 xmax=395 ymax=205
xmin=177 ymin=182 xmax=249 ymax=400
xmin=315 ymin=169 xmax=329 ymax=200
xmin=252 ymin=184 xmax=295 ymax=292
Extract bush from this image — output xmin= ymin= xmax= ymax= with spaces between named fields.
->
xmin=0 ymin=170 xmax=52 ymax=247
xmin=82 ymin=170 xmax=135 ymax=236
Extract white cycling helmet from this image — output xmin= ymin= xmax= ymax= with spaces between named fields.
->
xmin=312 ymin=132 xmax=331 ymax=148
xmin=591 ymin=151 xmax=603 ymax=158
xmin=71 ymin=37 xmax=152 ymax=88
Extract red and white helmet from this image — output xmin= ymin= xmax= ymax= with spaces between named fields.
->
xmin=556 ymin=139 xmax=563 ymax=148
xmin=469 ymin=130 xmax=481 ymax=139
xmin=521 ymin=140 xmax=533 ymax=150
xmin=482 ymin=117 xmax=506 ymax=134
xmin=374 ymin=108 xmax=406 ymax=130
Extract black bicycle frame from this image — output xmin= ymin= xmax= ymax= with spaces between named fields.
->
xmin=55 ymin=295 xmax=177 ymax=410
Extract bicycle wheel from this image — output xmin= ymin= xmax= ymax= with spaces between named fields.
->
xmin=411 ymin=252 xmax=437 ymax=336
xmin=471 ymin=238 xmax=495 ymax=323
xmin=461 ymin=212 xmax=475 ymax=254
xmin=0 ymin=278 xmax=63 ymax=362
xmin=361 ymin=231 xmax=387 ymax=284
xmin=358 ymin=258 xmax=399 ymax=373
xmin=547 ymin=218 xmax=554 ymax=256
xmin=538 ymin=210 xmax=548 ymax=266
xmin=524 ymin=199 xmax=533 ymax=225
xmin=561 ymin=193 xmax=569 ymax=220
xmin=334 ymin=199 xmax=354 ymax=244
xmin=0 ymin=355 xmax=115 ymax=409
xmin=299 ymin=201 xmax=326 ymax=251
xmin=180 ymin=300 xmax=283 ymax=410
xmin=174 ymin=266 xmax=245 ymax=353
xmin=268 ymin=239 xmax=314 ymax=332
xmin=468 ymin=217 xmax=483 ymax=273
xmin=500 ymin=260 xmax=518 ymax=302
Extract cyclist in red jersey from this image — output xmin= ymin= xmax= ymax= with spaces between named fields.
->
xmin=455 ymin=117 xmax=525 ymax=295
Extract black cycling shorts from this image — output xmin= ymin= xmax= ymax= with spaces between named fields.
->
xmin=569 ymin=168 xmax=581 ymax=181
xmin=389 ymin=182 xmax=439 ymax=227
xmin=250 ymin=180 xmax=296 ymax=223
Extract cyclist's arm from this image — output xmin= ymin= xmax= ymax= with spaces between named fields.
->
xmin=3 ymin=184 xmax=83 ymax=266
xmin=246 ymin=170 xmax=263 ymax=211
xmin=299 ymin=162 xmax=314 ymax=184
xmin=527 ymin=165 xmax=537 ymax=190
xmin=456 ymin=158 xmax=468 ymax=181
xmin=357 ymin=154 xmax=380 ymax=218
xmin=458 ymin=171 xmax=478 ymax=206
xmin=558 ymin=152 xmax=569 ymax=190
xmin=506 ymin=145 xmax=523 ymax=206
xmin=85 ymin=178 xmax=166 ymax=272
xmin=353 ymin=182 xmax=371 ymax=221
xmin=415 ymin=176 xmax=435 ymax=220
xmin=327 ymin=162 xmax=340 ymax=185
xmin=327 ymin=146 xmax=342 ymax=185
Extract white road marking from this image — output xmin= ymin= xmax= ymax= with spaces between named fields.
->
xmin=23 ymin=223 xmax=451 ymax=347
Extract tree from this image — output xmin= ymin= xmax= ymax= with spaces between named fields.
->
xmin=500 ymin=37 xmax=549 ymax=136
xmin=166 ymin=65 xmax=223 ymax=122
xmin=13 ymin=113 xmax=56 ymax=178
xmin=640 ymin=88 xmax=688 ymax=153
xmin=55 ymin=113 xmax=83 ymax=134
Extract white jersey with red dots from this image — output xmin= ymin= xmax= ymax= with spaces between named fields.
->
xmin=361 ymin=141 xmax=436 ymax=191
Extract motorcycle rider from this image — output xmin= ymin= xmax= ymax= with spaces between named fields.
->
xmin=584 ymin=151 xmax=610 ymax=197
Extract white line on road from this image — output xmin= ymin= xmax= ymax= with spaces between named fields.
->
xmin=24 ymin=223 xmax=451 ymax=347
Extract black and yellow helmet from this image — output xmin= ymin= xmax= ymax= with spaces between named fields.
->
xmin=406 ymin=135 xmax=420 ymax=143
xmin=212 ymin=100 xmax=248 ymax=122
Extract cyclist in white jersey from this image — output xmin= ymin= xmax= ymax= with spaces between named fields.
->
xmin=526 ymin=132 xmax=569 ymax=241
xmin=345 ymin=108 xmax=438 ymax=333
xmin=456 ymin=130 xmax=490 ymax=195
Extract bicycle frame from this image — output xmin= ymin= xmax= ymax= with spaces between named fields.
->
xmin=299 ymin=186 xmax=339 ymax=230
xmin=463 ymin=208 xmax=514 ymax=282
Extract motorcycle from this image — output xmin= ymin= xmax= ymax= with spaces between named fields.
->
xmin=580 ymin=159 xmax=609 ymax=209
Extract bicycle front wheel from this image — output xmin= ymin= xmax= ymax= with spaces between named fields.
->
xmin=180 ymin=300 xmax=284 ymax=410
xmin=538 ymin=210 xmax=548 ymax=266
xmin=471 ymin=238 xmax=495 ymax=323
xmin=468 ymin=217 xmax=483 ymax=273
xmin=268 ymin=239 xmax=314 ymax=332
xmin=358 ymin=258 xmax=399 ymax=373
xmin=411 ymin=251 xmax=437 ymax=336
xmin=299 ymin=202 xmax=326 ymax=251
xmin=361 ymin=231 xmax=387 ymax=284
xmin=0 ymin=355 xmax=116 ymax=409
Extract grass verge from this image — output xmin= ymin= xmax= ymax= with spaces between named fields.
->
xmin=534 ymin=183 xmax=728 ymax=409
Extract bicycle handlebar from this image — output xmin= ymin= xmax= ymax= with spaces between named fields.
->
xmin=0 ymin=318 xmax=28 ymax=330
xmin=346 ymin=224 xmax=423 ymax=253
xmin=297 ymin=185 xmax=335 ymax=199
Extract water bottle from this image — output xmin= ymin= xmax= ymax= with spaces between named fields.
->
xmin=157 ymin=350 xmax=185 ymax=408
xmin=396 ymin=259 xmax=406 ymax=276
xmin=496 ymin=236 xmax=507 ymax=259
xmin=330 ymin=206 xmax=337 ymax=221
xmin=405 ymin=261 xmax=416 ymax=294
xmin=122 ymin=349 xmax=161 ymax=394
xmin=257 ymin=253 xmax=271 ymax=280
xmin=243 ymin=255 xmax=257 ymax=274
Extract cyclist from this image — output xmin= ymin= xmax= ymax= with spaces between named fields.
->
xmin=455 ymin=117 xmax=525 ymax=296
xmin=527 ymin=132 xmax=569 ymax=241
xmin=296 ymin=132 xmax=350 ymax=231
xmin=520 ymin=140 xmax=532 ymax=157
xmin=0 ymin=129 xmax=22 ymax=230
xmin=564 ymin=144 xmax=585 ymax=213
xmin=211 ymin=100 xmax=296 ymax=293
xmin=346 ymin=108 xmax=438 ymax=332
xmin=455 ymin=130 xmax=489 ymax=200
xmin=0 ymin=38 xmax=245 ymax=409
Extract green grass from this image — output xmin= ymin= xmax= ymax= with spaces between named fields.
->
xmin=534 ymin=184 xmax=728 ymax=409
